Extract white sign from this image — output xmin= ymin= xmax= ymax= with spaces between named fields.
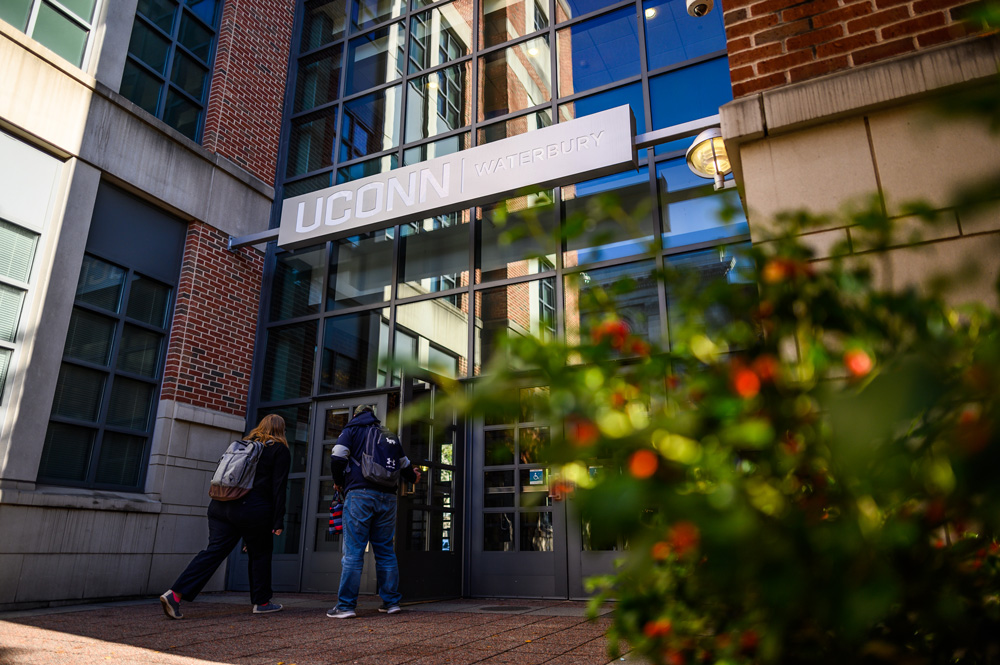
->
xmin=277 ymin=105 xmax=637 ymax=248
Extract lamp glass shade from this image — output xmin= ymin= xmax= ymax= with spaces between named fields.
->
xmin=685 ymin=129 xmax=732 ymax=179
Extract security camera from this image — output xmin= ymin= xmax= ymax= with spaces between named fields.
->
xmin=686 ymin=0 xmax=713 ymax=16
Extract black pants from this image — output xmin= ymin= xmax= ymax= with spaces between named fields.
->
xmin=172 ymin=498 xmax=274 ymax=606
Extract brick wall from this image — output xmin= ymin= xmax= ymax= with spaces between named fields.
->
xmin=723 ymin=0 xmax=984 ymax=96
xmin=161 ymin=222 xmax=264 ymax=416
xmin=202 ymin=0 xmax=295 ymax=185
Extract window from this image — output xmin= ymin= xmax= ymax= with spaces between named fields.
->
xmin=0 ymin=219 xmax=40 ymax=399
xmin=120 ymin=0 xmax=223 ymax=141
xmin=0 ymin=0 xmax=99 ymax=67
xmin=37 ymin=255 xmax=174 ymax=490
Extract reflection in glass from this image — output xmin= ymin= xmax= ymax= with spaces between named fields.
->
xmin=403 ymin=133 xmax=470 ymax=165
xmin=163 ymin=90 xmax=201 ymax=140
xmin=106 ymin=377 xmax=154 ymax=431
xmin=556 ymin=8 xmax=640 ymax=97
xmin=406 ymin=62 xmax=472 ymax=142
xmin=324 ymin=407 xmax=351 ymax=439
xmin=340 ymin=86 xmax=403 ymax=161
xmin=475 ymin=278 xmax=556 ymax=373
xmin=520 ymin=386 xmax=547 ymax=423
xmin=554 ymin=0 xmax=617 ymax=22
xmin=64 ymin=308 xmax=115 ymax=366
xmin=34 ymin=3 xmax=88 ymax=66
xmin=52 ymin=365 xmax=105 ymax=421
xmin=77 ymin=256 xmax=125 ymax=313
xmin=301 ymin=0 xmax=348 ymax=51
xmin=409 ymin=2 xmax=472 ymax=73
xmin=38 ymin=424 xmax=94 ymax=482
xmin=564 ymin=260 xmax=661 ymax=348
xmin=257 ymin=404 xmax=311 ymax=473
xmin=519 ymin=427 xmax=548 ymax=463
xmin=94 ymin=432 xmax=145 ymax=487
xmin=657 ymin=159 xmax=749 ymax=248
xmin=117 ymin=326 xmax=162 ymax=378
xmin=284 ymin=172 xmax=334 ymax=200
xmin=120 ymin=61 xmax=163 ymax=115
xmin=137 ymin=0 xmax=177 ymax=33
xmin=295 ymin=45 xmax=343 ymax=113
xmin=397 ymin=213 xmax=470 ymax=300
xmin=477 ymin=191 xmax=557 ymax=283
xmin=126 ymin=275 xmax=171 ymax=327
xmin=353 ymin=0 xmax=406 ymax=31
xmin=395 ymin=296 xmax=468 ymax=378
xmin=130 ymin=19 xmax=171 ymax=74
xmin=520 ymin=468 xmax=551 ymax=507
xmin=260 ymin=321 xmax=318 ymax=401
xmin=665 ymin=244 xmax=756 ymax=345
xmin=649 ymin=57 xmax=732 ymax=154
xmin=171 ymin=51 xmax=208 ymax=98
xmin=521 ymin=511 xmax=553 ymax=550
xmin=643 ymin=0 xmax=726 ymax=71
xmin=178 ymin=11 xmax=213 ymax=60
xmin=485 ymin=429 xmax=515 ymax=465
xmin=270 ymin=246 xmax=325 ymax=321
xmin=478 ymin=109 xmax=551 ymax=145
xmin=337 ymin=153 xmax=399 ymax=182
xmin=562 ymin=167 xmax=654 ymax=265
xmin=345 ymin=23 xmax=406 ymax=95
xmin=484 ymin=512 xmax=515 ymax=550
xmin=320 ymin=312 xmax=388 ymax=392
xmin=328 ymin=230 xmax=394 ymax=309
xmin=479 ymin=36 xmax=551 ymax=121
xmin=481 ymin=0 xmax=549 ymax=48
xmin=287 ymin=109 xmax=338 ymax=177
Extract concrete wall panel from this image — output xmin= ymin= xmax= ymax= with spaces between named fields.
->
xmin=868 ymin=104 xmax=1000 ymax=216
xmin=742 ymin=118 xmax=879 ymax=239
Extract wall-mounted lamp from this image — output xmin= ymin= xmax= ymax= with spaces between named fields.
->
xmin=685 ymin=127 xmax=734 ymax=190
xmin=644 ymin=7 xmax=657 ymax=18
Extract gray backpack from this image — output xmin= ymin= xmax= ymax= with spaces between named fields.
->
xmin=359 ymin=426 xmax=403 ymax=488
xmin=209 ymin=440 xmax=264 ymax=501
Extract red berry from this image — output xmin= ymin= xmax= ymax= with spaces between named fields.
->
xmin=629 ymin=450 xmax=658 ymax=479
xmin=843 ymin=349 xmax=873 ymax=378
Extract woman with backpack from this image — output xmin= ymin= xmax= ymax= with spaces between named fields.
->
xmin=159 ymin=414 xmax=291 ymax=619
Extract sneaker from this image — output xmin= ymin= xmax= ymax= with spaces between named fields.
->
xmin=159 ymin=590 xmax=183 ymax=620
xmin=378 ymin=605 xmax=401 ymax=614
xmin=326 ymin=608 xmax=356 ymax=619
xmin=253 ymin=602 xmax=283 ymax=614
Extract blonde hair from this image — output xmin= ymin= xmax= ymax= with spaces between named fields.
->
xmin=246 ymin=414 xmax=288 ymax=447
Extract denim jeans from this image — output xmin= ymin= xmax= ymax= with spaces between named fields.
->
xmin=336 ymin=488 xmax=401 ymax=610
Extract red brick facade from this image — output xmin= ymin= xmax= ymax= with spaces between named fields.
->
xmin=201 ymin=0 xmax=295 ymax=185
xmin=161 ymin=222 xmax=264 ymax=416
xmin=722 ymin=0 xmax=984 ymax=96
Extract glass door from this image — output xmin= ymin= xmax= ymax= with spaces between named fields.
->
xmin=300 ymin=395 xmax=387 ymax=592
xmin=468 ymin=385 xmax=568 ymax=598
xmin=396 ymin=371 xmax=464 ymax=600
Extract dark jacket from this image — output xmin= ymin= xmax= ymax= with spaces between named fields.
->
xmin=330 ymin=410 xmax=417 ymax=494
xmin=241 ymin=439 xmax=291 ymax=531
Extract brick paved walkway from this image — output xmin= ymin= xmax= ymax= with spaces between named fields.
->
xmin=0 ymin=594 xmax=638 ymax=665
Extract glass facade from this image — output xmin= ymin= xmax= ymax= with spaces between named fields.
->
xmin=1 ymin=0 xmax=99 ymax=67
xmin=256 ymin=0 xmax=749 ymax=578
xmin=264 ymin=0 xmax=743 ymax=391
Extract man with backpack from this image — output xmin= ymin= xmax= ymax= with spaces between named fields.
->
xmin=327 ymin=405 xmax=421 ymax=618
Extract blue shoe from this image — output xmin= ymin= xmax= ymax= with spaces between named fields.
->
xmin=160 ymin=590 xmax=182 ymax=619
xmin=253 ymin=601 xmax=283 ymax=614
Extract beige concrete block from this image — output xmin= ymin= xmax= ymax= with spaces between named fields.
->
xmin=148 ymin=553 xmax=196 ymax=593
xmin=867 ymin=235 xmax=1000 ymax=308
xmin=0 ymin=554 xmax=24 ymax=603
xmin=121 ymin=512 xmax=159 ymax=554
xmin=801 ymin=228 xmax=851 ymax=259
xmin=157 ymin=464 xmax=213 ymax=508
xmin=80 ymin=553 xmax=153 ymax=598
xmin=153 ymin=513 xmax=210 ymax=554
xmin=742 ymin=118 xmax=879 ymax=239
xmin=869 ymin=103 xmax=1000 ymax=217
xmin=851 ymin=211 xmax=961 ymax=253
xmin=958 ymin=199 xmax=1000 ymax=235
xmin=15 ymin=554 xmax=86 ymax=603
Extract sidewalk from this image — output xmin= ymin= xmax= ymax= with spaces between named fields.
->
xmin=0 ymin=594 xmax=639 ymax=665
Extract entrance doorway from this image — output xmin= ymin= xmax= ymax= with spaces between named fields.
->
xmin=467 ymin=385 xmax=615 ymax=599
xmin=300 ymin=394 xmax=387 ymax=592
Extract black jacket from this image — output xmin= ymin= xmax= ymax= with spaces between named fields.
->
xmin=330 ymin=411 xmax=417 ymax=494
xmin=243 ymin=440 xmax=291 ymax=531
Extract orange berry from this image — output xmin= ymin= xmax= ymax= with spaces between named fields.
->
xmin=629 ymin=450 xmax=659 ymax=479
xmin=567 ymin=416 xmax=599 ymax=447
xmin=732 ymin=368 xmax=761 ymax=399
xmin=762 ymin=259 xmax=788 ymax=284
xmin=843 ymin=349 xmax=873 ymax=378
xmin=643 ymin=618 xmax=673 ymax=639
xmin=751 ymin=355 xmax=778 ymax=383
xmin=651 ymin=541 xmax=671 ymax=560
xmin=668 ymin=521 xmax=700 ymax=556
